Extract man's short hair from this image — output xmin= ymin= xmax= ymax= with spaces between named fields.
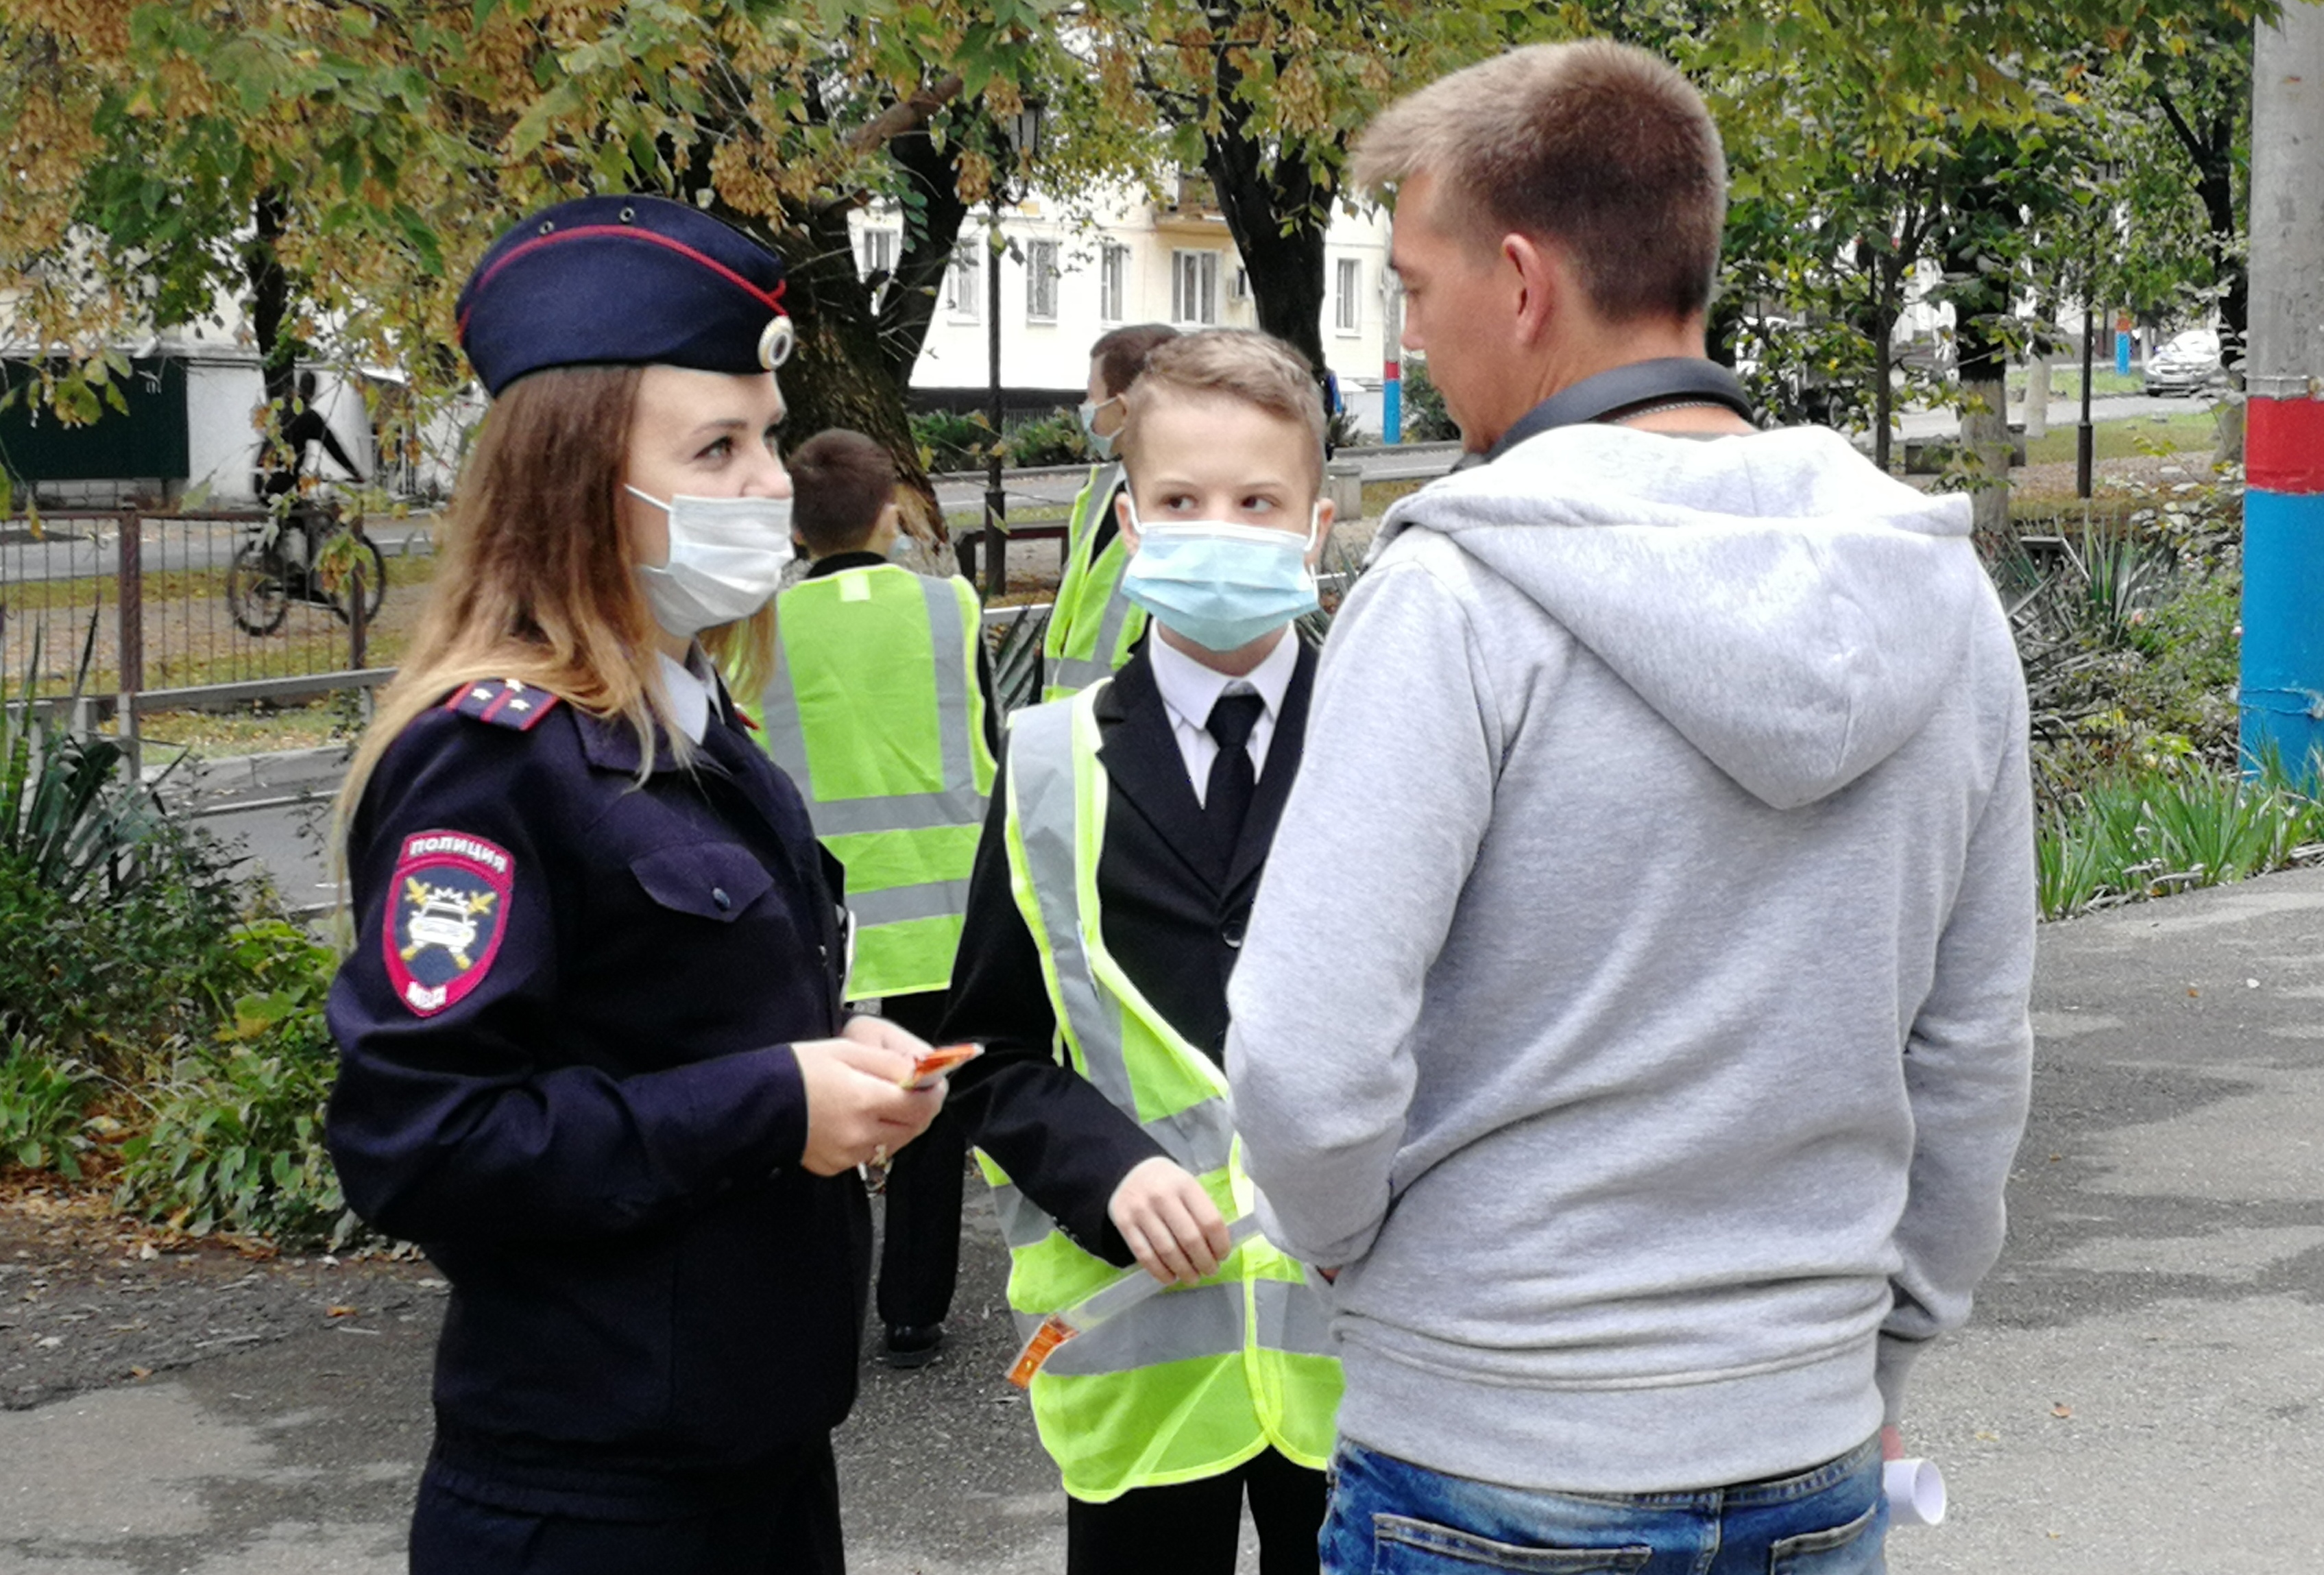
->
xmin=1351 ymin=40 xmax=1726 ymax=324
xmin=1117 ymin=330 xmax=1327 ymax=490
xmin=1089 ymin=323 xmax=1181 ymax=401
xmin=787 ymin=428 xmax=896 ymax=557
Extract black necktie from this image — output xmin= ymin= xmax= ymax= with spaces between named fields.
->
xmin=1203 ymin=691 xmax=1266 ymax=852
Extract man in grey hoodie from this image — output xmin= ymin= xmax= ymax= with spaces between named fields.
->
xmin=1224 ymin=40 xmax=2034 ymax=1575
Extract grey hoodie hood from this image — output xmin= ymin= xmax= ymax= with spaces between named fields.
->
xmin=1375 ymin=424 xmax=1982 ymax=809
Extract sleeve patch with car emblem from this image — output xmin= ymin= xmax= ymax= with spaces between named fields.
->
xmin=385 ymin=830 xmax=515 ymax=1017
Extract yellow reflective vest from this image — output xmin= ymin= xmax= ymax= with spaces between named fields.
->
xmin=1041 ymin=462 xmax=1146 ymax=701
xmin=754 ymin=564 xmax=995 ymax=1000
xmin=982 ymin=682 xmax=1340 ymax=1502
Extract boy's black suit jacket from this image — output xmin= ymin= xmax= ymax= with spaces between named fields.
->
xmin=941 ymin=638 xmax=1317 ymax=1266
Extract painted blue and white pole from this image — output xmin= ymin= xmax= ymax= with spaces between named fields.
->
xmin=1382 ymin=276 xmax=1405 ymax=445
xmin=2240 ymin=1 xmax=2324 ymax=783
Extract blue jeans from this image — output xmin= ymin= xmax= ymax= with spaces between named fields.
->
xmin=1320 ymin=1435 xmax=1886 ymax=1575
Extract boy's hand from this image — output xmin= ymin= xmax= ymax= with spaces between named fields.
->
xmin=1109 ymin=1157 xmax=1233 ymax=1286
xmin=790 ymin=1022 xmax=945 ymax=1176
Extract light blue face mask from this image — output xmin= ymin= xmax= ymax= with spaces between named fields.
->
xmin=1077 ymin=396 xmax=1122 ymax=461
xmin=1117 ymin=498 xmax=1322 ymax=653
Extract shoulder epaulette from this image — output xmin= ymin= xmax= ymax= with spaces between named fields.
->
xmin=442 ymin=679 xmax=561 ymax=732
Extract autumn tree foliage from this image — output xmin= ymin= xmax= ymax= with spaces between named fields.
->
xmin=0 ymin=0 xmax=1087 ymax=518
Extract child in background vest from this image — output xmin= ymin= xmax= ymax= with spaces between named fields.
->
xmin=1043 ymin=322 xmax=1178 ymax=697
xmin=754 ymin=429 xmax=1000 ymax=1369
xmin=944 ymin=331 xmax=1343 ymax=1575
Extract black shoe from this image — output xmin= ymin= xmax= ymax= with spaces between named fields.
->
xmin=882 ymin=1323 xmax=944 ymax=1369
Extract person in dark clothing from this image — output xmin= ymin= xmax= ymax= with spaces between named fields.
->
xmin=744 ymin=428 xmax=1002 ymax=1369
xmin=324 ymin=195 xmax=947 ymax=1575
xmin=942 ymin=330 xmax=1344 ymax=1575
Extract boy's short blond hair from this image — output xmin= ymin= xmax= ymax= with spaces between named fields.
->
xmin=1116 ymin=330 xmax=1327 ymax=489
xmin=1352 ymin=40 xmax=1724 ymax=325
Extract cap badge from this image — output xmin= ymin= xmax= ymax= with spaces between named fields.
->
xmin=758 ymin=316 xmax=795 ymax=371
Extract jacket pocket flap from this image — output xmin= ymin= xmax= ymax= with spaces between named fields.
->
xmin=629 ymin=843 xmax=775 ymax=923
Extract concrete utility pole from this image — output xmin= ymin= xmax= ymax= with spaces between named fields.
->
xmin=2240 ymin=1 xmax=2324 ymax=779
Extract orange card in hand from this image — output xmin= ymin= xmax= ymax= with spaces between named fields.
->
xmin=899 ymin=1042 xmax=982 ymax=1090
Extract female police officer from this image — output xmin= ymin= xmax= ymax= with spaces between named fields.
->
xmin=324 ymin=195 xmax=946 ymax=1574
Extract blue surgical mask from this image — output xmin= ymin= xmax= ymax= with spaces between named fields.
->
xmin=1117 ymin=499 xmax=1322 ymax=652
xmin=1077 ymin=396 xmax=1121 ymax=461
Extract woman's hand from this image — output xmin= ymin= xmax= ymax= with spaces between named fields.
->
xmin=790 ymin=1017 xmax=945 ymax=1177
xmin=1109 ymin=1157 xmax=1233 ymax=1286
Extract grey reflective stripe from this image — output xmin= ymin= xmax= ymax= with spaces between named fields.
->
xmin=1041 ymin=1280 xmax=1248 ymax=1378
xmin=1050 ymin=581 xmax=1137 ymax=693
xmin=1252 ymin=1275 xmax=1337 ymax=1360
xmin=1146 ymin=1098 xmax=1236 ymax=1179
xmin=804 ymin=791 xmax=977 ymax=837
xmin=1009 ymin=698 xmax=1139 ymax=1111
xmin=765 ymin=570 xmax=986 ymax=840
xmin=989 ymin=1183 xmax=1053 ymax=1251
xmin=983 ymin=1101 xmax=1233 ymax=1259
xmin=921 ymin=576 xmax=977 ymax=797
xmin=847 ymin=877 xmax=971 ymax=928
xmin=1010 ymin=693 xmax=1235 ymax=1162
xmin=760 ymin=641 xmax=810 ymax=782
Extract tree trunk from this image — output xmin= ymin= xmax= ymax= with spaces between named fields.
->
xmin=2023 ymin=350 xmax=2050 ymax=440
xmin=245 ymin=189 xmax=294 ymax=500
xmin=1872 ymin=289 xmax=1898 ymax=474
xmin=1198 ymin=19 xmax=1333 ymax=374
xmin=755 ymin=197 xmax=947 ymax=538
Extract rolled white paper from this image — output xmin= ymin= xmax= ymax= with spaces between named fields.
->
xmin=1883 ymin=1456 xmax=1946 ymax=1528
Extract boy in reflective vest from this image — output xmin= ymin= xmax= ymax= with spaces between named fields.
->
xmin=944 ymin=331 xmax=1342 ymax=1575
xmin=748 ymin=429 xmax=999 ymax=1368
xmin=1042 ymin=323 xmax=1178 ymax=699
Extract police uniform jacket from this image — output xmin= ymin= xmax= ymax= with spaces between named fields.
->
xmin=326 ymin=678 xmax=860 ymax=1495
xmin=941 ymin=639 xmax=1316 ymax=1264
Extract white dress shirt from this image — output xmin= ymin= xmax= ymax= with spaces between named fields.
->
xmin=656 ymin=649 xmax=716 ymax=745
xmin=1146 ymin=628 xmax=1300 ymax=807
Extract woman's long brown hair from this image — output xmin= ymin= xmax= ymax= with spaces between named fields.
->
xmin=332 ymin=364 xmax=778 ymax=890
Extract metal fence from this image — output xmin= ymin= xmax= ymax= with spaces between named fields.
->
xmin=0 ymin=507 xmax=433 ymax=728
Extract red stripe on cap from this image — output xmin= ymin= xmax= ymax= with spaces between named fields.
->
xmin=2249 ymin=397 xmax=2324 ymax=496
xmin=459 ymin=224 xmax=788 ymax=341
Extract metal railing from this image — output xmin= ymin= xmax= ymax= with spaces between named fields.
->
xmin=0 ymin=507 xmax=432 ymax=731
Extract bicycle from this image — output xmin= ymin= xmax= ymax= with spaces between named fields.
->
xmin=226 ymin=500 xmax=387 ymax=636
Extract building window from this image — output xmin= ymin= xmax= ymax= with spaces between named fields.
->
xmin=859 ymin=228 xmax=897 ymax=309
xmin=1172 ymin=250 xmax=1219 ymax=325
xmin=1026 ymin=239 xmax=1060 ymax=322
xmin=1335 ymin=258 xmax=1362 ymax=334
xmin=944 ymin=243 xmax=980 ymax=320
xmin=1100 ymin=243 xmax=1128 ymax=322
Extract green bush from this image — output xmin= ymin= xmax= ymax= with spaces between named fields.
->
xmin=0 ymin=1035 xmax=95 ymax=1177
xmin=1003 ymin=409 xmax=1093 ymax=468
xmin=1 ymin=627 xmax=267 ymax=1077
xmin=1398 ymin=358 xmax=1460 ymax=442
xmin=910 ymin=408 xmax=992 ymax=473
xmin=115 ymin=920 xmax=359 ymax=1248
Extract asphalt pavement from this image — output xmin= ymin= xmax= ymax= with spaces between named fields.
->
xmin=5 ymin=860 xmax=2321 ymax=1572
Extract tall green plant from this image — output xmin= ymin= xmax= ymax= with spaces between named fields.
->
xmin=1 ymin=623 xmax=175 ymax=900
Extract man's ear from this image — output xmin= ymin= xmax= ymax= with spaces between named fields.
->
xmin=1113 ymin=486 xmax=1141 ymax=553
xmin=1503 ymin=232 xmax=1564 ymax=349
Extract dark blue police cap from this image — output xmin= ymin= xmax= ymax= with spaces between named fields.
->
xmin=455 ymin=195 xmax=794 ymax=397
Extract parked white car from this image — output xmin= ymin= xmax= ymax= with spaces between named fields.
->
xmin=2144 ymin=329 xmax=2225 ymax=396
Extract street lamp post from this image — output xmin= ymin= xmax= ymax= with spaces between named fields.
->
xmin=980 ymin=104 xmax=1044 ymax=602
xmin=2077 ymin=300 xmax=2096 ymax=500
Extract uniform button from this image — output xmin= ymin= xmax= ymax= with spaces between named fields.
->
xmin=1222 ymin=916 xmax=1246 ymax=948
xmin=712 ymin=887 xmax=731 ymax=911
